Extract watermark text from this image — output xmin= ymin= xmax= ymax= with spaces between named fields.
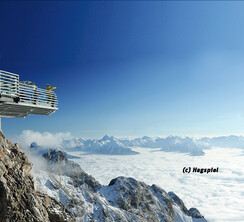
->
xmin=182 ymin=167 xmax=219 ymax=174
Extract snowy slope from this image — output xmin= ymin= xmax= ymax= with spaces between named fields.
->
xmin=30 ymin=149 xmax=207 ymax=222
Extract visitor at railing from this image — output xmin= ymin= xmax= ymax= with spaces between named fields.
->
xmin=46 ymin=84 xmax=57 ymax=107
xmin=18 ymin=82 xmax=58 ymax=108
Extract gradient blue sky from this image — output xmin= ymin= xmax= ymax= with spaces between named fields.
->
xmin=1 ymin=1 xmax=244 ymax=138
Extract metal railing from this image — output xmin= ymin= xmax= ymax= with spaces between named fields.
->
xmin=0 ymin=70 xmax=58 ymax=108
xmin=19 ymin=83 xmax=58 ymax=108
xmin=0 ymin=70 xmax=19 ymax=97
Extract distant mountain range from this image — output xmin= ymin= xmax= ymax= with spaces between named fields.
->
xmin=120 ymin=136 xmax=208 ymax=156
xmin=59 ymin=135 xmax=208 ymax=156
xmin=28 ymin=134 xmax=244 ymax=157
xmin=199 ymin=135 xmax=244 ymax=148
xmin=28 ymin=135 xmax=207 ymax=156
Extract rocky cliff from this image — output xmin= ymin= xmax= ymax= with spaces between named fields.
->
xmin=0 ymin=131 xmax=74 ymax=222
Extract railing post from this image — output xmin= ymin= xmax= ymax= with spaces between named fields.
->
xmin=0 ymin=71 xmax=2 ymax=94
xmin=16 ymin=74 xmax=19 ymax=97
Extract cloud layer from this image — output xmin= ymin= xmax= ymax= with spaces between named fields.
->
xmin=11 ymin=130 xmax=72 ymax=149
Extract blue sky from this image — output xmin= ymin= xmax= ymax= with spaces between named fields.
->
xmin=1 ymin=1 xmax=244 ymax=138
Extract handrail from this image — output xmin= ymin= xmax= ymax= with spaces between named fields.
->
xmin=19 ymin=83 xmax=58 ymax=108
xmin=0 ymin=70 xmax=58 ymax=108
xmin=19 ymin=84 xmax=58 ymax=96
xmin=0 ymin=70 xmax=19 ymax=77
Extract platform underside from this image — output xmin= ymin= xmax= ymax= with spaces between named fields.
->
xmin=0 ymin=102 xmax=58 ymax=118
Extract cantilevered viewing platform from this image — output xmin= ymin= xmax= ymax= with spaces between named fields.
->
xmin=0 ymin=70 xmax=58 ymax=118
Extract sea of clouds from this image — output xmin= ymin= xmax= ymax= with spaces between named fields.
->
xmin=9 ymin=130 xmax=244 ymax=222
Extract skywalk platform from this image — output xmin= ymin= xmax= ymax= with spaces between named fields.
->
xmin=0 ymin=70 xmax=58 ymax=118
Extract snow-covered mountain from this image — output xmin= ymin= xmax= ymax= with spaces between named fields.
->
xmin=61 ymin=138 xmax=85 ymax=151
xmin=61 ymin=135 xmax=139 ymax=155
xmin=31 ymin=147 xmax=207 ymax=222
xmin=120 ymin=136 xmax=208 ymax=156
xmin=157 ymin=136 xmax=206 ymax=156
xmin=83 ymin=135 xmax=139 ymax=155
xmin=199 ymin=135 xmax=244 ymax=148
xmin=121 ymin=136 xmax=157 ymax=147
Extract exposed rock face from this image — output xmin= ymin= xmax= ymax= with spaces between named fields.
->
xmin=0 ymin=131 xmax=74 ymax=222
xmin=168 ymin=192 xmax=206 ymax=219
xmin=42 ymin=149 xmax=101 ymax=192
xmin=100 ymin=177 xmax=175 ymax=222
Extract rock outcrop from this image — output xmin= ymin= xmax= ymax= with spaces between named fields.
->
xmin=43 ymin=149 xmax=101 ymax=192
xmin=168 ymin=192 xmax=206 ymax=219
xmin=0 ymin=131 xmax=74 ymax=222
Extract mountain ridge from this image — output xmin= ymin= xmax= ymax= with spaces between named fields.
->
xmin=58 ymin=135 xmax=208 ymax=156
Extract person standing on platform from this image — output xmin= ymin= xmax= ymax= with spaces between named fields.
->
xmin=46 ymin=84 xmax=57 ymax=107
